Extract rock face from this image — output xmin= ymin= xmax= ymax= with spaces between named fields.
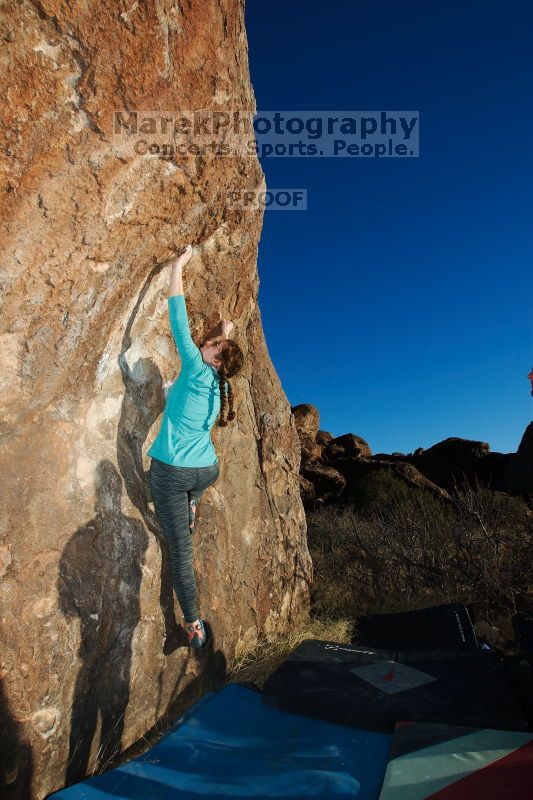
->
xmin=0 ymin=3 xmax=312 ymax=798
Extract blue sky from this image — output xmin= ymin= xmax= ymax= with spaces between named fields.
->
xmin=244 ymin=0 xmax=533 ymax=454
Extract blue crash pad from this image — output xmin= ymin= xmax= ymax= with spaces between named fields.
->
xmin=48 ymin=682 xmax=392 ymax=799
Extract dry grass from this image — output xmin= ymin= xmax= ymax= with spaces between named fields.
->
xmin=224 ymin=614 xmax=353 ymax=690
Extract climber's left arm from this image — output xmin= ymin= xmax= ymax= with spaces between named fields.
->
xmin=168 ymin=264 xmax=203 ymax=372
xmin=168 ymin=260 xmax=184 ymax=298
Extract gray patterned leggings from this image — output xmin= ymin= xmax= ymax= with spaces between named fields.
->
xmin=149 ymin=457 xmax=220 ymax=623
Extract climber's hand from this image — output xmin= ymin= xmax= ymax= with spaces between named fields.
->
xmin=169 ymin=244 xmax=193 ymax=271
xmin=221 ymin=319 xmax=234 ymax=336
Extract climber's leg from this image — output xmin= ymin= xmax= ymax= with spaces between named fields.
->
xmin=148 ymin=458 xmax=200 ymax=624
xmin=188 ymin=462 xmax=220 ymax=532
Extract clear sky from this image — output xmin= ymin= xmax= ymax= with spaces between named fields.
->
xmin=244 ymin=0 xmax=533 ymax=455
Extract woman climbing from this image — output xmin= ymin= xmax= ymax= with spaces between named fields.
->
xmin=148 ymin=244 xmax=244 ymax=651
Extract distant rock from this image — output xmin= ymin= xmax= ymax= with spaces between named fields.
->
xmin=291 ymin=409 xmax=530 ymax=507
xmin=315 ymin=430 xmax=333 ymax=461
xmin=409 ymin=437 xmax=512 ymax=492
xmin=291 ymin=403 xmax=322 ymax=463
xmin=316 ymin=430 xmax=334 ymax=446
xmin=298 ymin=474 xmax=316 ymax=503
xmin=291 ymin=403 xmax=319 ymax=442
xmin=504 ymin=422 xmax=533 ymax=494
xmin=300 ymin=463 xmax=346 ymax=503
xmin=324 ymin=433 xmax=372 ymax=460
xmin=331 ymin=456 xmax=452 ymax=503
xmin=373 ymin=452 xmax=407 ymax=462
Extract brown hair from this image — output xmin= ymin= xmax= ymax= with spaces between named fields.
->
xmin=216 ymin=340 xmax=244 ymax=426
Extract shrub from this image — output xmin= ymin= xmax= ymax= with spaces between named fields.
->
xmin=306 ymin=483 xmax=532 ymax=624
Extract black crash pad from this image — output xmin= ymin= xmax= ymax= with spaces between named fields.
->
xmin=352 ymin=603 xmax=479 ymax=652
xmin=262 ymin=639 xmax=529 ymax=734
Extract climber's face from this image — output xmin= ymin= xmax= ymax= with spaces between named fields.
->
xmin=200 ymin=339 xmax=228 ymax=370
xmin=528 ymin=369 xmax=533 ymax=395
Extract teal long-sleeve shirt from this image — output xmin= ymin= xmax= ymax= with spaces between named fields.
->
xmin=147 ymin=294 xmax=227 ymax=467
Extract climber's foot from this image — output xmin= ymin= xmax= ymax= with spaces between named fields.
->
xmin=186 ymin=618 xmax=208 ymax=649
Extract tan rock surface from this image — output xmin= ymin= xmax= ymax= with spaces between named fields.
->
xmin=0 ymin=2 xmax=312 ymax=798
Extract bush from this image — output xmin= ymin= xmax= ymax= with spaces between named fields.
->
xmin=341 ymin=470 xmax=412 ymax=511
xmin=307 ymin=483 xmax=532 ymax=624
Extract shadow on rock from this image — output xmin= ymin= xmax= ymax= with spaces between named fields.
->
xmin=57 ymin=460 xmax=149 ymax=786
xmin=0 ymin=676 xmax=33 ymax=800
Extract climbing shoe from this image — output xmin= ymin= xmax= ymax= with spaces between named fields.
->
xmin=186 ymin=619 xmax=208 ymax=649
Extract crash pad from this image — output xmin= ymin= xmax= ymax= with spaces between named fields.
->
xmin=47 ymin=682 xmax=392 ymax=800
xmin=352 ymin=603 xmax=479 ymax=652
xmin=262 ymin=639 xmax=529 ymax=733
xmin=378 ymin=720 xmax=533 ymax=799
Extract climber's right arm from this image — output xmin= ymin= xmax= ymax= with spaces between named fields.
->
xmin=201 ymin=321 xmax=225 ymax=347
xmin=201 ymin=319 xmax=235 ymax=346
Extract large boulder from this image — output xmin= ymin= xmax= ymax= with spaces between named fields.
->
xmin=300 ymin=463 xmax=347 ymax=504
xmin=316 ymin=429 xmax=334 ymax=446
xmin=0 ymin=3 xmax=312 ymax=798
xmin=408 ymin=437 xmax=509 ymax=493
xmin=291 ymin=403 xmax=322 ymax=463
xmin=298 ymin=474 xmax=316 ymax=504
xmin=315 ymin=429 xmax=333 ymax=461
xmin=324 ymin=433 xmax=372 ymax=461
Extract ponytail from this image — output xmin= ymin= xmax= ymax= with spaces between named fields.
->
xmin=214 ymin=338 xmax=243 ymax=426
xmin=217 ymin=369 xmax=236 ymax=426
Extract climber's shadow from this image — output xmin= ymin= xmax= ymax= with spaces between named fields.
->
xmin=0 ymin=676 xmax=33 ymax=800
xmin=57 ymin=460 xmax=148 ymax=786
